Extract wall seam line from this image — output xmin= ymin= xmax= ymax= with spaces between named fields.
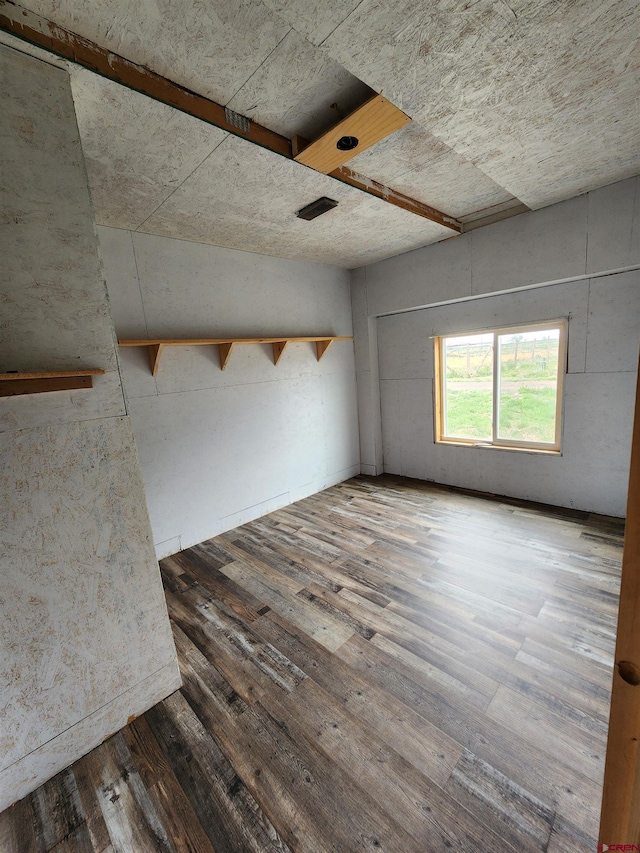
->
xmin=372 ymin=263 xmax=640 ymax=319
xmin=0 ymin=661 xmax=177 ymax=774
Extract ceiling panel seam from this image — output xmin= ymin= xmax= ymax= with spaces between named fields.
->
xmin=223 ymin=27 xmax=292 ymax=107
xmin=128 ymin=231 xmax=152 ymax=344
xmin=316 ymin=0 xmax=370 ymax=47
xmin=134 ymin=133 xmax=230 ymax=232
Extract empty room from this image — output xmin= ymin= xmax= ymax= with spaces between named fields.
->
xmin=1 ymin=1 xmax=640 ymax=850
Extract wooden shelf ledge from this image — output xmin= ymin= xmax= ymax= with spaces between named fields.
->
xmin=118 ymin=337 xmax=353 ymax=375
xmin=0 ymin=369 xmax=105 ymax=396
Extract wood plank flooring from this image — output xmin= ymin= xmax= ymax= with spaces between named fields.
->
xmin=0 ymin=476 xmax=624 ymax=852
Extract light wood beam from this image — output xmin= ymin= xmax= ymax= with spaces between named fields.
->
xmin=0 ymin=1 xmax=461 ymax=232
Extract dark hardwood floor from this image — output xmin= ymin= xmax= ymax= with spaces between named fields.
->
xmin=1 ymin=476 xmax=623 ymax=852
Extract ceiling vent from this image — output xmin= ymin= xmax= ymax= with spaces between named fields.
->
xmin=296 ymin=197 xmax=338 ymax=221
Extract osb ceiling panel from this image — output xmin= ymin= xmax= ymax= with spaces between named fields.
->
xmin=70 ymin=69 xmax=229 ymax=231
xmin=65 ymin=71 xmax=453 ymax=266
xmin=226 ymin=28 xmax=372 ymax=140
xmin=16 ymin=0 xmax=640 ymax=264
xmin=21 ymin=0 xmax=290 ymax=104
xmin=259 ymin=0 xmax=362 ymax=47
xmin=295 ymin=0 xmax=640 ymax=209
xmin=348 ymin=124 xmax=519 ymax=219
xmin=136 ymin=135 xmax=455 ymax=268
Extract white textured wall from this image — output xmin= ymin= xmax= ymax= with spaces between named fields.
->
xmin=351 ymin=176 xmax=640 ymax=516
xmin=0 ymin=46 xmax=180 ymax=810
xmin=99 ymin=228 xmax=359 ymax=557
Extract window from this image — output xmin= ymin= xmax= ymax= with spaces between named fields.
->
xmin=435 ymin=320 xmax=566 ymax=452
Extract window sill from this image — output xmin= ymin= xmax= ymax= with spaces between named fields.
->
xmin=435 ymin=439 xmax=562 ymax=456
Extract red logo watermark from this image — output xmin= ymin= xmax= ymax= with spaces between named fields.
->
xmin=599 ymin=846 xmax=640 ymax=851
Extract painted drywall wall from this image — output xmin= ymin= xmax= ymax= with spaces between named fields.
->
xmin=351 ymin=176 xmax=640 ymax=516
xmin=99 ymin=228 xmax=359 ymax=557
xmin=0 ymin=45 xmax=180 ymax=810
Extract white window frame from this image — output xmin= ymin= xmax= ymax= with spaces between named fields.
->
xmin=434 ymin=319 xmax=567 ymax=453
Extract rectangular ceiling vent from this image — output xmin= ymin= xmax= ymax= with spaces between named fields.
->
xmin=296 ymin=197 xmax=338 ymax=221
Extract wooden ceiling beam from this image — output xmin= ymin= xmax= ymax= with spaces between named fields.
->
xmin=332 ymin=166 xmax=462 ymax=233
xmin=0 ymin=0 xmax=462 ymax=233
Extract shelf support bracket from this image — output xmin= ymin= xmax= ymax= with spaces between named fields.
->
xmin=272 ymin=341 xmax=288 ymax=366
xmin=316 ymin=339 xmax=333 ymax=362
xmin=218 ymin=342 xmax=235 ymax=370
xmin=148 ymin=344 xmax=164 ymax=376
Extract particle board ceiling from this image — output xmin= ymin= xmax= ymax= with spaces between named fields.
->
xmin=9 ymin=0 xmax=640 ymax=268
xmin=306 ymin=0 xmax=640 ymax=209
xmin=135 ymin=130 xmax=454 ymax=268
xmin=70 ymin=69 xmax=229 ymax=232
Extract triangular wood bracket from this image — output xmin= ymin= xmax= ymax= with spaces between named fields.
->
xmin=315 ymin=339 xmax=333 ymax=361
xmin=148 ymin=343 xmax=164 ymax=376
xmin=218 ymin=342 xmax=235 ymax=370
xmin=272 ymin=341 xmax=288 ymax=365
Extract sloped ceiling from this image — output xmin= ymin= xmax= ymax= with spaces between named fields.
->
xmin=12 ymin=0 xmax=640 ymax=268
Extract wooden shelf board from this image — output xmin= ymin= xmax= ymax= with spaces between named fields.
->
xmin=0 ymin=369 xmax=105 ymax=397
xmin=118 ymin=337 xmax=353 ymax=374
xmin=119 ymin=337 xmax=352 ymax=347
xmin=0 ymin=369 xmax=105 ymax=380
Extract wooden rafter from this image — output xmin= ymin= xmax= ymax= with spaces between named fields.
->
xmin=0 ymin=0 xmax=462 ymax=233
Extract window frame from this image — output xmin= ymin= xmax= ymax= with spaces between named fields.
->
xmin=434 ymin=318 xmax=567 ymax=453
